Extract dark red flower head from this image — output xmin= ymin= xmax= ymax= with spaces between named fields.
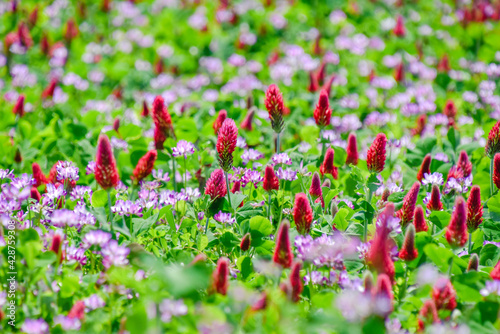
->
xmin=437 ymin=54 xmax=451 ymax=72
xmin=467 ymin=254 xmax=479 ymax=272
xmin=316 ymin=62 xmax=326 ymax=85
xmin=64 ymin=18 xmax=79 ymax=42
xmin=49 ymin=233 xmax=63 ymax=264
xmin=240 ymin=109 xmax=254 ymax=131
xmin=205 ymin=169 xmax=227 ymax=200
xmin=42 ymin=78 xmax=57 ymax=99
xmin=113 ymin=118 xmax=120 ymax=133
xmin=313 ymin=89 xmax=331 ymax=128
xmin=346 ymin=133 xmax=358 ymax=165
xmin=213 ymin=109 xmax=227 ymax=134
xmin=445 ymin=196 xmax=468 ymax=248
xmin=95 ymin=134 xmax=120 ymax=190
xmin=416 ymin=154 xmax=431 ymax=182
xmin=457 ymin=150 xmax=472 ymax=177
xmin=427 ymin=185 xmax=443 ymax=212
xmin=152 ymin=96 xmax=175 ymax=149
xmin=417 ymin=300 xmax=439 ymax=331
xmin=411 ymin=114 xmax=427 ymax=137
xmin=212 ymin=257 xmax=229 ymax=295
xmin=308 ymin=71 xmax=319 ymax=93
xmin=240 ymin=233 xmax=251 ymax=251
xmin=31 ymin=187 xmax=42 ymax=202
xmin=413 ymin=205 xmax=428 ymax=232
xmin=132 ymin=150 xmax=157 ymax=183
xmin=399 ymin=224 xmax=418 ymax=262
xmin=13 ymin=95 xmax=25 ymax=117
xmin=491 ymin=260 xmax=500 ymax=280
xmin=320 ymin=148 xmax=338 ymax=179
xmin=322 ymin=75 xmax=335 ymax=97
xmin=265 ymin=84 xmax=285 ymax=133
xmin=367 ymin=133 xmax=387 ymax=173
xmin=466 ymin=185 xmax=483 ymax=233
xmin=393 ymin=15 xmax=406 ymax=37
xmin=273 ymin=221 xmax=293 ymax=268
xmin=68 ymin=301 xmax=85 ymax=320
xmin=367 ymin=203 xmax=396 ymax=282
xmin=443 ymin=100 xmax=456 ymax=120
xmin=374 ymin=273 xmax=394 ymax=317
xmin=494 ymin=153 xmax=500 ymax=190
xmin=32 ymin=162 xmax=48 ymax=187
xmin=293 ymin=193 xmax=313 ymax=235
xmin=216 ymin=119 xmax=238 ymax=172
xmin=17 ymin=22 xmax=33 ymax=49
xmin=251 ymin=292 xmax=268 ymax=311
xmin=231 ymin=180 xmax=241 ymax=194
xmin=432 ymin=278 xmax=457 ymax=311
xmin=263 ymin=165 xmax=279 ymax=192
xmin=309 ymin=172 xmax=322 ymax=199
xmin=486 ymin=121 xmax=500 ymax=158
xmin=289 ymin=262 xmax=303 ymax=302
xmin=394 ymin=62 xmax=405 ymax=83
xmin=396 ymin=182 xmax=420 ymax=225
xmin=141 ymin=101 xmax=149 ymax=117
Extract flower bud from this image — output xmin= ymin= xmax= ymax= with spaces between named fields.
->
xmin=273 ymin=221 xmax=293 ymax=268
xmin=293 ymin=193 xmax=313 ymax=235
xmin=367 ymin=133 xmax=387 ymax=173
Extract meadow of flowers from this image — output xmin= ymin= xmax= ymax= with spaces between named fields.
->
xmin=2 ymin=0 xmax=500 ymax=333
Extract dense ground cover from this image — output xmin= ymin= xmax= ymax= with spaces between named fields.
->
xmin=1 ymin=0 xmax=500 ymax=333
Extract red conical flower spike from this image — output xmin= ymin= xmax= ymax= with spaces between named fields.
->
xmin=231 ymin=180 xmax=241 ymax=193
xmin=493 ymin=153 xmax=500 ymax=190
xmin=64 ymin=18 xmax=79 ymax=42
xmin=432 ymin=278 xmax=457 ymax=311
xmin=427 ymin=185 xmax=443 ymax=212
xmin=205 ymin=169 xmax=227 ymax=200
xmin=212 ymin=257 xmax=229 ymax=295
xmin=445 ymin=196 xmax=468 ymax=248
xmin=416 ymin=154 xmax=431 ymax=182
xmin=13 ymin=95 xmax=25 ymax=117
xmin=32 ymin=162 xmax=48 ymax=187
xmin=309 ymin=172 xmax=322 ymax=199
xmin=375 ymin=273 xmax=393 ymax=317
xmin=290 ymin=262 xmax=303 ymax=302
xmin=141 ymin=101 xmax=149 ymax=117
xmin=394 ymin=62 xmax=405 ymax=83
xmin=345 ymin=133 xmax=358 ymax=165
xmin=216 ymin=119 xmax=238 ymax=172
xmin=457 ymin=151 xmax=472 ymax=177
xmin=49 ymin=233 xmax=63 ymax=264
xmin=411 ymin=114 xmax=427 ymax=137
xmin=413 ymin=205 xmax=428 ymax=232
xmin=42 ymin=78 xmax=57 ymax=99
xmin=313 ymin=89 xmax=331 ymax=128
xmin=31 ymin=187 xmax=42 ymax=202
xmin=443 ymin=100 xmax=456 ymax=120
xmin=152 ymin=96 xmax=175 ymax=149
xmin=399 ymin=224 xmax=418 ymax=262
xmin=467 ymin=254 xmax=479 ymax=272
xmin=68 ymin=301 xmax=85 ymax=320
xmin=437 ymin=54 xmax=451 ymax=72
xmin=251 ymin=292 xmax=268 ymax=311
xmin=417 ymin=300 xmax=439 ymax=331
xmin=213 ymin=109 xmax=227 ymax=134
xmin=491 ymin=260 xmax=500 ymax=280
xmin=263 ymin=165 xmax=279 ymax=192
xmin=486 ymin=121 xmax=500 ymax=158
xmin=273 ymin=221 xmax=293 ymax=268
xmin=320 ymin=148 xmax=338 ymax=179
xmin=95 ymin=134 xmax=120 ymax=190
xmin=293 ymin=193 xmax=313 ymax=235
xmin=308 ymin=71 xmax=319 ymax=92
xmin=367 ymin=133 xmax=387 ymax=173
xmin=466 ymin=185 xmax=483 ymax=233
xmin=240 ymin=109 xmax=254 ymax=131
xmin=393 ymin=15 xmax=406 ymax=37
xmin=265 ymin=84 xmax=285 ymax=133
xmin=132 ymin=150 xmax=157 ymax=183
xmin=397 ymin=182 xmax=420 ymax=225
xmin=240 ymin=233 xmax=251 ymax=251
xmin=367 ymin=203 xmax=396 ymax=282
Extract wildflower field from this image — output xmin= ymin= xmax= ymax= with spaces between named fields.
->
xmin=2 ymin=0 xmax=500 ymax=333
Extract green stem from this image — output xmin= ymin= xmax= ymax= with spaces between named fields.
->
xmin=225 ymin=171 xmax=232 ymax=209
xmin=204 ymin=216 xmax=209 ymax=234
xmin=363 ymin=187 xmax=373 ymax=242
xmin=400 ymin=263 xmax=409 ymax=304
xmin=183 ymin=156 xmax=187 ymax=190
xmin=107 ymin=190 xmax=115 ymax=239
xmin=468 ymin=233 xmax=472 ymax=254
xmin=268 ymin=192 xmax=272 ymax=222
xmin=172 ymin=157 xmax=177 ymax=192
xmin=309 ymin=264 xmax=314 ymax=306
xmin=490 ymin=157 xmax=494 ymax=197
xmin=276 ymin=132 xmax=280 ymax=155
